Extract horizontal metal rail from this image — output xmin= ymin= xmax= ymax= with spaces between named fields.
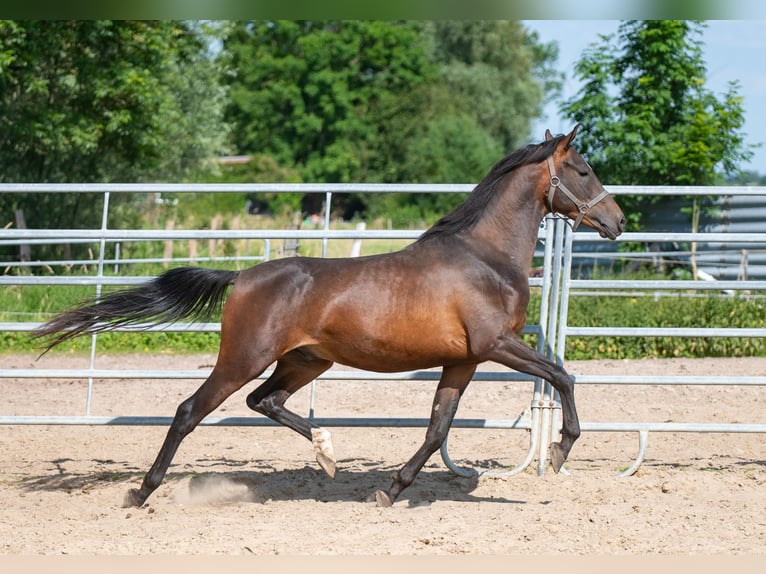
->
xmin=568 ymin=279 xmax=766 ymax=290
xmin=0 ymin=182 xmax=476 ymax=194
xmin=565 ymin=327 xmax=766 ymax=337
xmin=1 ymin=228 xmax=428 ymax=241
xmin=1 ymin=182 xmax=763 ymax=196
xmin=0 ymin=415 xmax=534 ymax=430
xmin=0 ymin=275 xmax=547 ymax=288
xmin=6 ymin=229 xmax=766 ymax=244
xmin=0 ymin=367 xmax=538 ymax=383
xmin=3 ymin=370 xmax=763 ymax=387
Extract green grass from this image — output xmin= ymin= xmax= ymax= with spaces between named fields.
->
xmin=3 ymin=210 xmax=765 ymax=359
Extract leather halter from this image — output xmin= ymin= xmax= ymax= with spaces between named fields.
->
xmin=546 ymin=156 xmax=609 ymax=231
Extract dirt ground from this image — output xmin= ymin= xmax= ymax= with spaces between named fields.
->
xmin=0 ymin=353 xmax=764 ymax=556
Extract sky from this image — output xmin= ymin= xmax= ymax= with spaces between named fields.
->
xmin=525 ymin=20 xmax=766 ymax=176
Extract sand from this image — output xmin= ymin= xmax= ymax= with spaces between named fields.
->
xmin=0 ymin=353 xmax=764 ymax=555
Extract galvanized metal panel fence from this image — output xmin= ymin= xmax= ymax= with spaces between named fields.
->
xmin=1 ymin=183 xmax=765 ymax=478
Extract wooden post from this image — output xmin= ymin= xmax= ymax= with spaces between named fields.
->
xmin=349 ymin=221 xmax=366 ymax=257
xmin=163 ymin=219 xmax=175 ymax=267
xmin=14 ymin=209 xmax=31 ymax=263
xmin=209 ymin=215 xmax=222 ymax=260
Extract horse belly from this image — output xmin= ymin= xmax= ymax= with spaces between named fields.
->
xmin=317 ymin=315 xmax=470 ymax=372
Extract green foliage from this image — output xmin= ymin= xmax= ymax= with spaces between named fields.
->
xmin=0 ymin=20 xmax=561 ymax=237
xmin=224 ymin=21 xmax=432 ymax=184
xmin=563 ymin=293 xmax=766 ymax=359
xmin=222 ymin=20 xmax=559 ymax=223
xmin=560 ymin=21 xmax=754 ymax=230
xmin=0 ymin=21 xmax=228 ymax=184
xmin=425 ymin=21 xmax=562 ymax=152
xmin=0 ymin=20 xmax=230 ymax=264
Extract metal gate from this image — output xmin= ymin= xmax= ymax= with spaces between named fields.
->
xmin=2 ymin=183 xmax=766 ymax=477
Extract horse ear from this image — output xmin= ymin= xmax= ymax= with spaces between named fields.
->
xmin=545 ymin=129 xmax=554 ymax=141
xmin=563 ymin=124 xmax=580 ymax=148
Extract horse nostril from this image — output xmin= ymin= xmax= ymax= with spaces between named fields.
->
xmin=619 ymin=216 xmax=626 ymax=230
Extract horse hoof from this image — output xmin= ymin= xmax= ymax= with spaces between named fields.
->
xmin=312 ymin=428 xmax=336 ymax=479
xmin=375 ymin=490 xmax=393 ymax=508
xmin=316 ymin=452 xmax=336 ymax=479
xmin=549 ymin=442 xmax=566 ymax=474
xmin=122 ymin=488 xmax=144 ymax=508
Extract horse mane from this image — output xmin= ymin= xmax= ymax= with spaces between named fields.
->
xmin=415 ymin=134 xmax=564 ymax=243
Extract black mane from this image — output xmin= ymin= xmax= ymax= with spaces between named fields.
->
xmin=416 ymin=135 xmax=564 ymax=243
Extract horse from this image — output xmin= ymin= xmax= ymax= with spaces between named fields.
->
xmin=33 ymin=126 xmax=625 ymax=507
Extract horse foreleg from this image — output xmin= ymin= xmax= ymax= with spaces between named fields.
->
xmin=375 ymin=363 xmax=476 ymax=507
xmin=487 ymin=333 xmax=580 ymax=473
xmin=123 ymin=368 xmax=255 ymax=508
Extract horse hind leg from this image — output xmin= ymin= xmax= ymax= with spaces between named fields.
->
xmin=123 ymin=360 xmax=269 ymax=508
xmin=245 ymin=352 xmax=335 ymax=477
xmin=375 ymin=363 xmax=476 ymax=507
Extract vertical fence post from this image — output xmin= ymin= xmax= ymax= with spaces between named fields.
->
xmin=85 ymin=191 xmax=111 ymax=415
xmin=547 ymin=222 xmax=576 ymax=475
xmin=535 ymin=217 xmax=568 ymax=475
xmin=310 ymin=191 xmax=334 ymax=418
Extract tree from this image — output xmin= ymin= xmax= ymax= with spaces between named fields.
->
xmin=364 ymin=20 xmax=561 ymax=224
xmin=0 ymin=20 xmax=229 ymax=263
xmin=0 ymin=21 xmax=227 ymax=184
xmin=560 ymin=21 xmax=753 ymax=228
xmin=424 ymin=21 xmax=562 ymax=153
xmin=224 ymin=21 xmax=432 ymax=184
xmin=222 ymin=20 xmax=559 ymax=222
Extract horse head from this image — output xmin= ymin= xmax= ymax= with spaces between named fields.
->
xmin=544 ymin=126 xmax=625 ymax=239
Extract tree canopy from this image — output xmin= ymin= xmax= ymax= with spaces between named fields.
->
xmin=0 ymin=20 xmax=228 ymax=184
xmin=221 ymin=20 xmax=560 ymax=218
xmin=560 ymin=20 xmax=753 ymax=227
xmin=0 ymin=20 xmax=229 ymax=261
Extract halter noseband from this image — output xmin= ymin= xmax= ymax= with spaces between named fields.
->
xmin=546 ymin=156 xmax=609 ymax=231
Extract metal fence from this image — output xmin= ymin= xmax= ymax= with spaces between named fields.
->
xmin=1 ymin=182 xmax=766 ymax=478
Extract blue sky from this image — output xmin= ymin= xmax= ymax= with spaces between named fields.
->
xmin=525 ymin=20 xmax=766 ymax=176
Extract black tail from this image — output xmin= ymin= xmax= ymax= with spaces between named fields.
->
xmin=32 ymin=267 xmax=240 ymax=353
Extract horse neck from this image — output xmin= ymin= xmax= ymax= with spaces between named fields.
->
xmin=467 ymin=166 xmax=547 ymax=270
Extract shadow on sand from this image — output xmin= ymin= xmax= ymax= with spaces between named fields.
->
xmin=16 ymin=455 xmax=527 ymax=507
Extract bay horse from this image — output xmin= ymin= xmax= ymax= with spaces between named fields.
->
xmin=34 ymin=126 xmax=625 ymax=507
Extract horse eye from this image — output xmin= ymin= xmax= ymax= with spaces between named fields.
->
xmin=565 ymin=159 xmax=590 ymax=177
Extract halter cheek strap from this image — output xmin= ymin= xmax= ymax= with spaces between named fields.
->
xmin=546 ymin=156 xmax=609 ymax=231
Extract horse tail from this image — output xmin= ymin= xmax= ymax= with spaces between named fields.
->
xmin=32 ymin=266 xmax=240 ymax=354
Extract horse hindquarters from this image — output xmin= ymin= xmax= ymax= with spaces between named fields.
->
xmin=123 ymin=273 xmax=334 ymax=506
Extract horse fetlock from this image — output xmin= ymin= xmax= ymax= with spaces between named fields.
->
xmin=311 ymin=427 xmax=336 ymax=479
